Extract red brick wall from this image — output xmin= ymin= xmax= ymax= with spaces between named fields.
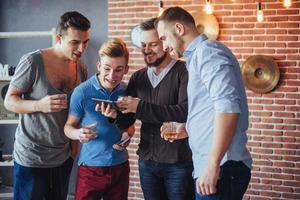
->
xmin=108 ymin=0 xmax=300 ymax=199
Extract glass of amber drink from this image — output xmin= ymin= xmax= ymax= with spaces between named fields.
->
xmin=162 ymin=122 xmax=177 ymax=138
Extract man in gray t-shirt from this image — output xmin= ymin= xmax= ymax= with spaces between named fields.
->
xmin=4 ymin=11 xmax=90 ymax=200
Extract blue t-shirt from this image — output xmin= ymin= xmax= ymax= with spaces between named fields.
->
xmin=69 ymin=74 xmax=128 ymax=167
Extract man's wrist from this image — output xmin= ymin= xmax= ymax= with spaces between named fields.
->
xmin=108 ymin=117 xmax=116 ymax=123
xmin=33 ymin=101 xmax=40 ymax=112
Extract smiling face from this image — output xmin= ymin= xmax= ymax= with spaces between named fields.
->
xmin=57 ymin=27 xmax=90 ymax=61
xmin=140 ymin=29 xmax=167 ymax=66
xmin=97 ymin=55 xmax=128 ymax=91
xmin=156 ymin=21 xmax=185 ymax=59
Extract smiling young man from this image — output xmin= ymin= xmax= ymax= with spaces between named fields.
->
xmin=64 ymin=38 xmax=135 ymax=200
xmin=4 ymin=11 xmax=90 ymax=199
xmin=156 ymin=7 xmax=252 ymax=200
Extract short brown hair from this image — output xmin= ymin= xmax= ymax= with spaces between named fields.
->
xmin=140 ymin=17 xmax=157 ymax=31
xmin=99 ymin=38 xmax=129 ymax=65
xmin=155 ymin=7 xmax=195 ymax=28
xmin=56 ymin=11 xmax=90 ymax=36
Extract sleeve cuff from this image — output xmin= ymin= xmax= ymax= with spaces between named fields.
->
xmin=214 ymin=99 xmax=241 ymax=113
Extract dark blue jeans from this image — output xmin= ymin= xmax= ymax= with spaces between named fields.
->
xmin=195 ymin=160 xmax=251 ymax=200
xmin=14 ymin=157 xmax=74 ymax=200
xmin=139 ymin=159 xmax=194 ymax=200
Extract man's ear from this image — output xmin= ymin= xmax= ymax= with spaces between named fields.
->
xmin=124 ymin=65 xmax=129 ymax=74
xmin=55 ymin=34 xmax=62 ymax=44
xmin=174 ymin=22 xmax=185 ymax=36
xmin=96 ymin=61 xmax=101 ymax=71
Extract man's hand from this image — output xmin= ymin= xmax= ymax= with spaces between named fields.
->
xmin=116 ymin=96 xmax=140 ymax=113
xmin=95 ymin=102 xmax=117 ymax=119
xmin=36 ymin=94 xmax=67 ymax=113
xmin=78 ymin=124 xmax=98 ymax=143
xmin=196 ymin=161 xmax=220 ymax=196
xmin=160 ymin=122 xmax=188 ymax=142
xmin=113 ymin=131 xmax=131 ymax=151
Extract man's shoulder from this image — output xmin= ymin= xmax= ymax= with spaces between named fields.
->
xmin=20 ymin=50 xmax=41 ymax=63
xmin=131 ymin=67 xmax=147 ymax=78
xmin=134 ymin=67 xmax=147 ymax=74
xmin=172 ymin=60 xmax=188 ymax=74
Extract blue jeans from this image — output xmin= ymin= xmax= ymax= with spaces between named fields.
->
xmin=139 ymin=159 xmax=194 ymax=200
xmin=195 ymin=160 xmax=251 ymax=200
xmin=14 ymin=157 xmax=74 ymax=200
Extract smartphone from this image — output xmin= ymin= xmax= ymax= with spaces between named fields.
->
xmin=117 ymin=137 xmax=131 ymax=145
xmin=92 ymin=98 xmax=119 ymax=110
xmin=83 ymin=122 xmax=98 ymax=129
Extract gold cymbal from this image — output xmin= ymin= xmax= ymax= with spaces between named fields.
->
xmin=192 ymin=10 xmax=219 ymax=40
xmin=242 ymin=55 xmax=280 ymax=94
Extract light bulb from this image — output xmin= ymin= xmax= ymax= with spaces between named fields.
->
xmin=257 ymin=2 xmax=264 ymax=22
xmin=283 ymin=0 xmax=292 ymax=8
xmin=204 ymin=0 xmax=213 ymax=15
xmin=158 ymin=1 xmax=164 ymax=16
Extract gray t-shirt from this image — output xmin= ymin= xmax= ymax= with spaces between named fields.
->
xmin=10 ymin=50 xmax=87 ymax=167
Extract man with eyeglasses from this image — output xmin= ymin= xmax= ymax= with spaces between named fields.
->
xmin=117 ymin=18 xmax=194 ymax=200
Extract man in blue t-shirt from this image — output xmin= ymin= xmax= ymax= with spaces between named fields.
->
xmin=64 ymin=38 xmax=134 ymax=200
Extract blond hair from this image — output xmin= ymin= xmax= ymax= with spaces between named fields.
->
xmin=99 ymin=38 xmax=129 ymax=65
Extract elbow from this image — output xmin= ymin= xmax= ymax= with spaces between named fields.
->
xmin=4 ymin=96 xmax=13 ymax=112
xmin=64 ymin=125 xmax=71 ymax=139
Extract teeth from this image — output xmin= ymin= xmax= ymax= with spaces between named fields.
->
xmin=107 ymin=80 xmax=117 ymax=83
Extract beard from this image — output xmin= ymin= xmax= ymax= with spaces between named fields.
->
xmin=143 ymin=52 xmax=167 ymax=67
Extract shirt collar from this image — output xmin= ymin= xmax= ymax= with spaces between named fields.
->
xmin=91 ymin=73 xmax=125 ymax=94
xmin=183 ymin=34 xmax=208 ymax=60
xmin=148 ymin=59 xmax=177 ymax=75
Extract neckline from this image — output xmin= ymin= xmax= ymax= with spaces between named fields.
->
xmin=38 ymin=49 xmax=79 ymax=94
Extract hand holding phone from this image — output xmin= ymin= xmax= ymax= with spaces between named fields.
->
xmin=92 ymin=98 xmax=119 ymax=110
xmin=113 ymin=131 xmax=131 ymax=151
xmin=117 ymin=137 xmax=131 ymax=145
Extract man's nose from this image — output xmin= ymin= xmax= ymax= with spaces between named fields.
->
xmin=78 ymin=43 xmax=86 ymax=52
xmin=162 ymin=43 xmax=169 ymax=52
xmin=109 ymin=71 xmax=116 ymax=79
xmin=144 ymin=45 xmax=151 ymax=54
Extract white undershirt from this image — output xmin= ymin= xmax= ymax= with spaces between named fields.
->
xmin=147 ymin=60 xmax=177 ymax=88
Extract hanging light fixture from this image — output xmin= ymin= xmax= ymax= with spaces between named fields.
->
xmin=257 ymin=2 xmax=264 ymax=22
xmin=158 ymin=1 xmax=164 ymax=16
xmin=204 ymin=0 xmax=213 ymax=15
xmin=283 ymin=0 xmax=292 ymax=8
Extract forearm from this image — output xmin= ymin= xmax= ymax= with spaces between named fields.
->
xmin=4 ymin=95 xmax=39 ymax=114
xmin=208 ymin=113 xmax=239 ymax=166
xmin=64 ymin=124 xmax=81 ymax=140
xmin=115 ymin=112 xmax=136 ymax=130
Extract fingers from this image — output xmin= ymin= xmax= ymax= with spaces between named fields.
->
xmin=198 ymin=180 xmax=216 ymax=196
xmin=51 ymin=99 xmax=68 ymax=107
xmin=112 ymin=144 xmax=125 ymax=151
xmin=78 ymin=128 xmax=97 ymax=143
xmin=95 ymin=103 xmax=101 ymax=112
xmin=96 ymin=102 xmax=117 ymax=118
xmin=49 ymin=94 xmax=67 ymax=100
xmin=197 ymin=165 xmax=219 ymax=196
xmin=117 ymin=96 xmax=139 ymax=114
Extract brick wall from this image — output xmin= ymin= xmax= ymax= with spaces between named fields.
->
xmin=108 ymin=0 xmax=300 ymax=199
